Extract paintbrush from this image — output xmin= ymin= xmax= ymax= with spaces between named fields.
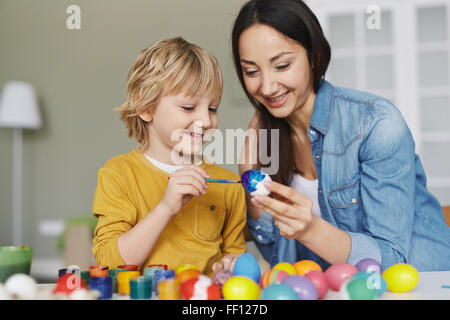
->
xmin=205 ymin=178 xmax=241 ymax=183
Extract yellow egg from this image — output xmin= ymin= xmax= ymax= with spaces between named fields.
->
xmin=272 ymin=262 xmax=297 ymax=275
xmin=382 ymin=263 xmax=419 ymax=293
xmin=222 ymin=276 xmax=261 ymax=300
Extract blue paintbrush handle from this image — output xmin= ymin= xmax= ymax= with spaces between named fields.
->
xmin=205 ymin=178 xmax=241 ymax=183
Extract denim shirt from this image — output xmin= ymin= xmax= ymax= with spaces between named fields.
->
xmin=248 ymin=80 xmax=450 ymax=272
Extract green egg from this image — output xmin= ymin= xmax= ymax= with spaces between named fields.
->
xmin=346 ymin=277 xmax=377 ymax=300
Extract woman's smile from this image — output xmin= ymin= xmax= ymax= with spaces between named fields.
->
xmin=263 ymin=91 xmax=290 ymax=108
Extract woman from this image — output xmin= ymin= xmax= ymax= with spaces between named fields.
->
xmin=232 ymin=0 xmax=450 ymax=272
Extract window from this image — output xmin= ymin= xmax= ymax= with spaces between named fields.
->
xmin=309 ymin=0 xmax=450 ymax=205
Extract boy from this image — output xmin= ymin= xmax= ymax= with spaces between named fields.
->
xmin=92 ymin=37 xmax=246 ymax=276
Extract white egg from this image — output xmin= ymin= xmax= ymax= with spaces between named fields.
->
xmin=0 ymin=284 xmax=11 ymax=300
xmin=5 ymin=273 xmax=38 ymax=299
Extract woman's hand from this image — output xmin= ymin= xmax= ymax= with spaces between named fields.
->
xmin=211 ymin=254 xmax=241 ymax=273
xmin=159 ymin=165 xmax=210 ymax=217
xmin=251 ymin=181 xmax=316 ymax=240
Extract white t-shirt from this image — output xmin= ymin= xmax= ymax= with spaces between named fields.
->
xmin=290 ymin=173 xmax=322 ymax=218
xmin=145 ymin=154 xmax=184 ymax=174
xmin=144 ymin=154 xmax=202 ymax=174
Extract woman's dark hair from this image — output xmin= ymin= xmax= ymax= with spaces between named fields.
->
xmin=232 ymin=0 xmax=331 ymax=185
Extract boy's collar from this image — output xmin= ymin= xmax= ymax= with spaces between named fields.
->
xmin=134 ymin=148 xmax=208 ymax=174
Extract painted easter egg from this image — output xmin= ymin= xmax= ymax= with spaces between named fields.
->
xmin=281 ymin=275 xmax=319 ymax=300
xmin=260 ymin=269 xmax=289 ymax=289
xmin=180 ymin=275 xmax=221 ymax=300
xmin=222 ymin=276 xmax=261 ymax=300
xmin=272 ymin=262 xmax=297 ymax=275
xmin=261 ymin=283 xmax=298 ymax=300
xmin=340 ymin=276 xmax=377 ymax=300
xmin=241 ymin=170 xmax=272 ymax=196
xmin=382 ymin=263 xmax=419 ymax=293
xmin=293 ymin=260 xmax=322 ymax=276
xmin=304 ymin=270 xmax=329 ymax=299
xmin=355 ymin=258 xmax=381 ymax=274
xmin=233 ymin=252 xmax=261 ymax=283
xmin=324 ymin=263 xmax=358 ymax=291
xmin=351 ymin=271 xmax=387 ymax=296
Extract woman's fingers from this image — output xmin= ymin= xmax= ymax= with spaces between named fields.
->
xmin=251 ymin=195 xmax=295 ymax=219
xmin=264 ymin=181 xmax=313 ymax=208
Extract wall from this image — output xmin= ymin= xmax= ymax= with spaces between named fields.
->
xmin=0 ymin=0 xmax=253 ymax=259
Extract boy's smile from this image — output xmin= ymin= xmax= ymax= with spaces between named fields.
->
xmin=140 ymin=90 xmax=220 ymax=165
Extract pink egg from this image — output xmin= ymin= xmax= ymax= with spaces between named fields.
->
xmin=324 ymin=263 xmax=358 ymax=291
xmin=304 ymin=270 xmax=329 ymax=299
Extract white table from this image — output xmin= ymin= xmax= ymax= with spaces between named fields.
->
xmin=324 ymin=271 xmax=450 ymax=300
xmin=37 ymin=271 xmax=450 ymax=300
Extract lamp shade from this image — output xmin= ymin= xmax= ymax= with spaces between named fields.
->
xmin=0 ymin=81 xmax=41 ymax=129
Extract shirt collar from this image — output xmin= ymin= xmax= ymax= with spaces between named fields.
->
xmin=309 ymin=79 xmax=334 ymax=136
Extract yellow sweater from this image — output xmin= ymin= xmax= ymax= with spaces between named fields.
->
xmin=92 ymin=148 xmax=247 ymax=276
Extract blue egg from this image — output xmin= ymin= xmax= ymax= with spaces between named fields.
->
xmin=351 ymin=271 xmax=387 ymax=296
xmin=261 ymin=283 xmax=299 ymax=300
xmin=233 ymin=252 xmax=261 ymax=283
xmin=241 ymin=170 xmax=271 ymax=196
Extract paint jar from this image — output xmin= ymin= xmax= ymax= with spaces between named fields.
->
xmin=117 ymin=271 xmax=140 ymax=295
xmin=108 ymin=268 xmax=127 ymax=293
xmin=80 ymin=270 xmax=91 ymax=288
xmin=144 ymin=264 xmax=168 ymax=296
xmin=130 ymin=276 xmax=151 ymax=300
xmin=153 ymin=269 xmax=175 ymax=296
xmin=158 ymin=278 xmax=180 ymax=300
xmin=90 ymin=276 xmax=113 ymax=299
xmin=89 ymin=265 xmax=109 ymax=278
xmin=118 ymin=264 xmax=139 ymax=271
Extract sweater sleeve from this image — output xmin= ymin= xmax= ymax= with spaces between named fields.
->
xmin=92 ymin=166 xmax=137 ymax=268
xmin=221 ymin=183 xmax=247 ymax=257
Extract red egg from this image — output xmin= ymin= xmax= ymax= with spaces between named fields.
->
xmin=304 ymin=270 xmax=329 ymax=299
xmin=180 ymin=275 xmax=221 ymax=300
xmin=324 ymin=263 xmax=358 ymax=291
xmin=53 ymin=273 xmax=87 ymax=295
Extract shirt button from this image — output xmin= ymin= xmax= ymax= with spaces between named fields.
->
xmin=257 ymin=235 xmax=263 ymax=241
xmin=255 ymin=225 xmax=261 ymax=230
xmin=315 ymin=154 xmax=320 ymax=159
xmin=310 ymin=130 xmax=316 ymax=135
xmin=210 ymin=205 xmax=216 ymax=211
xmin=351 ymin=198 xmax=357 ymax=204
xmin=318 ymin=189 xmax=322 ymax=194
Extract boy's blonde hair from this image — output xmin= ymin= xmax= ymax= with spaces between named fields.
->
xmin=117 ymin=37 xmax=223 ymax=149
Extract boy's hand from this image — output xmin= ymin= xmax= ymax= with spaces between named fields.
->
xmin=159 ymin=165 xmax=210 ymax=217
xmin=211 ymin=254 xmax=241 ymax=273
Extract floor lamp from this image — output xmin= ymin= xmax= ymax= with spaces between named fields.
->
xmin=0 ymin=81 xmax=42 ymax=246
